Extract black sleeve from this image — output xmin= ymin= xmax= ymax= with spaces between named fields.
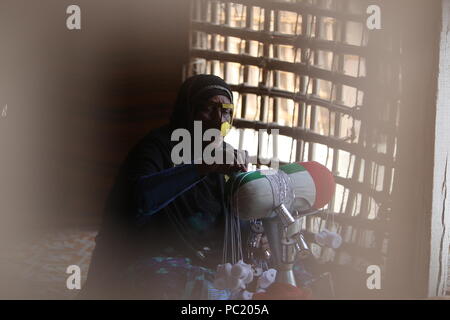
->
xmin=116 ymin=137 xmax=205 ymax=226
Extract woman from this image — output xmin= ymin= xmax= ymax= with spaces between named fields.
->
xmin=80 ymin=74 xmax=248 ymax=299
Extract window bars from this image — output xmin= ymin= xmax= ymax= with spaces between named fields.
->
xmin=186 ymin=0 xmax=399 ymax=285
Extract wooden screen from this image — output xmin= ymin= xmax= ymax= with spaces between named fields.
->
xmin=186 ymin=0 xmax=399 ymax=297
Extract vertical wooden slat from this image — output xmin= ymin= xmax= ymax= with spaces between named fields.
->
xmin=223 ymin=2 xmax=232 ymax=82
xmin=308 ymin=12 xmax=320 ymax=162
xmin=296 ymin=11 xmax=310 ymax=162
xmin=329 ymin=0 xmax=346 ymax=215
xmin=241 ymin=4 xmax=253 ymax=119
xmin=256 ymin=6 xmax=272 ymax=167
xmin=211 ymin=1 xmax=219 ymax=75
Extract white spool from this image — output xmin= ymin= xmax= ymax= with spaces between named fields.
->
xmin=315 ymin=230 xmax=343 ymax=249
xmin=242 ymin=290 xmax=254 ymax=300
xmin=231 ymin=260 xmax=253 ymax=285
xmin=257 ymin=268 xmax=277 ymax=289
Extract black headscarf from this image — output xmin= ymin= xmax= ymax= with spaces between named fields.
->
xmin=169 ymin=74 xmax=234 ymax=131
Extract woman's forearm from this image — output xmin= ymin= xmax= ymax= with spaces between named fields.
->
xmin=134 ymin=164 xmax=205 ymax=224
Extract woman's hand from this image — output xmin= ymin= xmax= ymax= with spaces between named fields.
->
xmin=196 ymin=149 xmax=249 ymax=176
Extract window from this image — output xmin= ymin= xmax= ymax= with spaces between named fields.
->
xmin=186 ymin=0 xmax=399 ymax=290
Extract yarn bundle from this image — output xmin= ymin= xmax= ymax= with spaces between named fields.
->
xmin=213 ymin=260 xmax=277 ymax=300
xmin=226 ymin=161 xmax=336 ymax=221
xmin=315 ymin=229 xmax=342 ymax=249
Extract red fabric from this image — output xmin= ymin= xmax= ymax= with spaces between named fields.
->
xmin=252 ymin=282 xmax=312 ymax=300
xmin=300 ymin=161 xmax=335 ymax=209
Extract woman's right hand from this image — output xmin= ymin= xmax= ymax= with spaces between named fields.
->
xmin=196 ymin=149 xmax=249 ymax=176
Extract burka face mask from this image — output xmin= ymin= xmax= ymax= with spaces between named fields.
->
xmin=220 ymin=103 xmax=234 ymax=136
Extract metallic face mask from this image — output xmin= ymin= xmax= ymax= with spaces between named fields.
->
xmin=220 ymin=103 xmax=235 ymax=136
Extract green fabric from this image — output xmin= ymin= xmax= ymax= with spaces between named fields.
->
xmin=225 ymin=163 xmax=306 ymax=196
xmin=280 ymin=162 xmax=306 ymax=175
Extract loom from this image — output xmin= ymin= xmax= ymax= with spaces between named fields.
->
xmin=225 ymin=161 xmax=338 ymax=288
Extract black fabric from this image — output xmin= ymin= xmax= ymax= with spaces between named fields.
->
xmin=80 ymin=74 xmax=235 ymax=299
xmin=80 ymin=125 xmax=228 ymax=299
xmin=169 ymin=74 xmax=233 ymax=130
xmin=191 ymin=86 xmax=233 ymax=105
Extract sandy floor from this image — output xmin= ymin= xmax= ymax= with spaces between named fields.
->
xmin=2 ymin=228 xmax=97 ymax=299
